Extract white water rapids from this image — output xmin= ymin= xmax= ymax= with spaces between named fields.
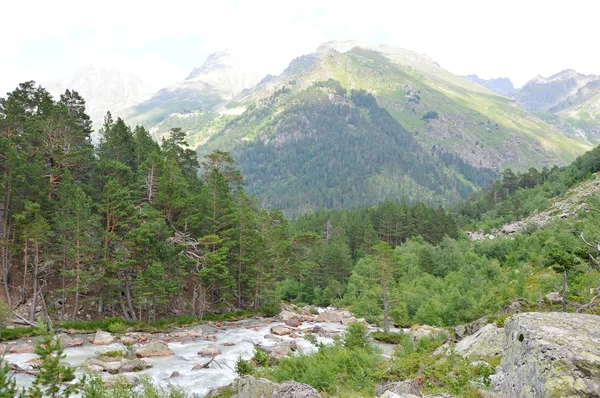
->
xmin=4 ymin=317 xmax=350 ymax=397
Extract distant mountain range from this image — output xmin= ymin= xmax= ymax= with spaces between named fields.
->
xmin=39 ymin=41 xmax=599 ymax=214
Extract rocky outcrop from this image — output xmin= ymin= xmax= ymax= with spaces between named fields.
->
xmin=93 ymin=330 xmax=114 ymax=345
xmin=134 ymin=341 xmax=173 ymax=358
xmin=407 ymin=325 xmax=447 ymax=342
xmin=228 ymin=376 xmax=321 ymax=398
xmin=82 ymin=354 xmax=149 ymax=374
xmin=493 ymin=312 xmax=600 ymax=397
xmin=453 ymin=316 xmax=488 ymax=341
xmin=454 ymin=324 xmax=504 ymax=358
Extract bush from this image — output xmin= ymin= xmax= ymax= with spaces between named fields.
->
xmin=343 ymin=322 xmax=372 ymax=351
xmin=252 ymin=346 xmax=270 ymax=367
xmin=235 ymin=356 xmax=253 ymax=377
xmin=422 ymin=111 xmax=439 ymax=120
xmin=107 ymin=322 xmax=127 ymax=334
xmin=372 ymin=331 xmax=405 ymax=344
xmin=258 ymin=303 xmax=280 ymax=318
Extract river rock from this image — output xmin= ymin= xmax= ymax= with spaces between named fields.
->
xmin=57 ymin=333 xmax=84 ymax=347
xmin=170 ymin=371 xmax=180 ymax=378
xmin=10 ymin=343 xmax=35 ymax=354
xmin=408 ymin=325 xmax=447 ymax=342
xmin=270 ymin=326 xmax=291 ymax=336
xmin=198 ymin=344 xmax=221 ymax=357
xmin=83 ymin=355 xmax=148 ymax=374
xmin=316 ymin=311 xmax=342 ymax=323
xmin=120 ymin=335 xmax=137 ymax=346
xmin=280 ymin=310 xmax=302 ymax=322
xmin=544 ymin=292 xmax=563 ymax=304
xmin=493 ymin=312 xmax=600 ymax=397
xmin=284 ymin=319 xmax=301 ymax=327
xmin=93 ymin=330 xmax=114 ymax=345
xmin=454 ymin=323 xmax=504 ymax=358
xmin=134 ymin=341 xmax=173 ymax=358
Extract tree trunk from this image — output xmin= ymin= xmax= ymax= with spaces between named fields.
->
xmin=562 ymin=269 xmax=568 ymax=313
xmin=381 ymin=253 xmax=390 ymax=334
xmin=124 ymin=277 xmax=137 ymax=321
xmin=29 ymin=241 xmax=39 ymax=322
xmin=22 ymin=239 xmax=28 ymax=303
xmin=0 ymin=183 xmax=12 ymax=307
xmin=72 ymin=240 xmax=81 ymax=319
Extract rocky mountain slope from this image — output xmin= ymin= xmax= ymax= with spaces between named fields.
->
xmin=192 ymin=41 xmax=591 ymax=214
xmin=460 ymin=74 xmax=515 ymax=97
xmin=45 ymin=65 xmax=153 ymax=129
xmin=123 ymin=50 xmax=262 ymax=141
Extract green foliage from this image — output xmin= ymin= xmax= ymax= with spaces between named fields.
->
xmin=0 ymin=358 xmax=18 ymax=398
xmin=252 ymin=346 xmax=270 ymax=367
xmin=422 ymin=110 xmax=439 ymax=120
xmin=107 ymin=322 xmax=127 ymax=334
xmin=80 ymin=374 xmax=188 ymax=398
xmin=235 ymin=356 xmax=253 ymax=377
xmin=343 ymin=322 xmax=372 ymax=351
xmin=372 ymin=331 xmax=405 ymax=344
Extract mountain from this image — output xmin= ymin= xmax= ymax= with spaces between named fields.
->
xmin=195 ymin=41 xmax=592 ymax=215
xmin=461 ymin=74 xmax=515 ymax=96
xmin=514 ymin=69 xmax=599 ymax=112
xmin=45 ymin=65 xmax=153 ymax=130
xmin=123 ymin=49 xmax=263 ymax=141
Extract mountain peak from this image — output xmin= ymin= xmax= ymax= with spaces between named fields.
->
xmin=186 ymin=49 xmax=249 ymax=81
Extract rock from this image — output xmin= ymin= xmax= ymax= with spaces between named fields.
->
xmin=120 ymin=335 xmax=137 ymax=346
xmin=270 ymin=326 xmax=291 ymax=336
xmin=170 ymin=371 xmax=180 ymax=378
xmin=316 ymin=311 xmax=342 ymax=323
xmin=192 ymin=358 xmax=213 ymax=370
xmin=493 ymin=312 xmax=600 ymax=397
xmin=93 ymin=330 xmax=114 ymax=345
xmin=82 ymin=355 xmax=149 ymax=374
xmin=377 ymin=378 xmax=423 ymax=396
xmin=544 ymin=292 xmax=563 ymax=304
xmin=280 ymin=310 xmax=302 ymax=322
xmin=284 ymin=319 xmax=301 ymax=327
xmin=57 ymin=333 xmax=84 ymax=347
xmin=198 ymin=344 xmax=221 ymax=357
xmin=501 ymin=224 xmax=519 ymax=234
xmin=223 ymin=342 xmax=235 ymax=346
xmin=10 ymin=343 xmax=34 ymax=354
xmin=379 ymin=392 xmax=415 ymax=398
xmin=232 ymin=376 xmax=281 ymax=397
xmin=408 ymin=325 xmax=447 ymax=342
xmin=454 ymin=323 xmax=504 ymax=358
xmin=340 ymin=316 xmax=357 ymax=325
xmin=230 ymin=376 xmax=322 ymax=398
xmin=311 ymin=325 xmax=324 ymax=334
xmin=134 ymin=341 xmax=173 ymax=358
xmin=266 ymin=342 xmax=297 ymax=363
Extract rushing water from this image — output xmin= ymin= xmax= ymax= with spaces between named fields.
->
xmin=4 ymin=318 xmax=348 ymax=397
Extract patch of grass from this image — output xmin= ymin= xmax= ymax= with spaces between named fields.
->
xmin=252 ymin=346 xmax=270 ymax=367
xmin=0 ymin=326 xmax=42 ymax=342
xmin=107 ymin=322 xmax=127 ymax=334
xmin=372 ymin=331 xmax=406 ymax=344
xmin=101 ymin=350 xmax=127 ymax=358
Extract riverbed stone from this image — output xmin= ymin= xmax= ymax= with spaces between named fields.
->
xmin=93 ymin=330 xmax=114 ymax=345
xmin=408 ymin=325 xmax=447 ymax=342
xmin=134 ymin=341 xmax=173 ymax=358
xmin=198 ymin=344 xmax=221 ymax=357
xmin=493 ymin=312 xmax=600 ymax=397
xmin=270 ymin=326 xmax=291 ymax=336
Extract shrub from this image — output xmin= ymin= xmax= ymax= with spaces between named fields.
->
xmin=252 ymin=346 xmax=270 ymax=367
xmin=107 ymin=322 xmax=127 ymax=334
xmin=372 ymin=331 xmax=405 ymax=344
xmin=258 ymin=303 xmax=280 ymax=318
xmin=422 ymin=111 xmax=439 ymax=120
xmin=343 ymin=322 xmax=372 ymax=351
xmin=235 ymin=356 xmax=253 ymax=377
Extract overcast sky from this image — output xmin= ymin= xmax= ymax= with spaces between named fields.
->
xmin=1 ymin=0 xmax=598 ymax=95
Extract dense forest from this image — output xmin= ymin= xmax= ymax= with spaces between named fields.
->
xmin=200 ymin=80 xmax=498 ymax=215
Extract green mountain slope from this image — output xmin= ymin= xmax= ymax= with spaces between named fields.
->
xmin=200 ymin=82 xmax=498 ymax=215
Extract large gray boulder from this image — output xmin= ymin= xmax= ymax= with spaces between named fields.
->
xmin=134 ymin=341 xmax=173 ymax=358
xmin=93 ymin=330 xmax=114 ymax=345
xmin=454 ymin=323 xmax=504 ymax=358
xmin=493 ymin=312 xmax=600 ymax=397
xmin=229 ymin=376 xmax=321 ymax=398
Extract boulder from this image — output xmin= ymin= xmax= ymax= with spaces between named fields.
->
xmin=10 ymin=343 xmax=35 ymax=354
xmin=270 ymin=326 xmax=291 ymax=336
xmin=93 ymin=330 xmax=114 ymax=345
xmin=493 ymin=312 xmax=600 ymax=397
xmin=501 ymin=224 xmax=519 ymax=234
xmin=134 ymin=341 xmax=173 ymax=358
xmin=57 ymin=333 xmax=84 ymax=347
xmin=230 ymin=376 xmax=322 ymax=398
xmin=408 ymin=325 xmax=447 ymax=342
xmin=544 ymin=292 xmax=563 ymax=304
xmin=284 ymin=319 xmax=301 ymax=327
xmin=377 ymin=378 xmax=423 ymax=396
xmin=198 ymin=344 xmax=221 ymax=357
xmin=170 ymin=371 xmax=180 ymax=378
xmin=340 ymin=316 xmax=357 ymax=325
xmin=120 ymin=335 xmax=137 ymax=346
xmin=454 ymin=323 xmax=504 ymax=358
xmin=280 ymin=310 xmax=302 ymax=322
xmin=192 ymin=358 xmax=214 ymax=370
xmin=316 ymin=311 xmax=342 ymax=323
xmin=82 ymin=355 xmax=148 ymax=374
xmin=266 ymin=341 xmax=298 ymax=363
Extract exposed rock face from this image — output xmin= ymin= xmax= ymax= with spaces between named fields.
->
xmin=454 ymin=324 xmax=504 ymax=358
xmin=93 ymin=331 xmax=114 ymax=345
xmin=493 ymin=312 xmax=600 ymax=397
xmin=230 ymin=376 xmax=321 ymax=398
xmin=408 ymin=325 xmax=447 ymax=342
xmin=134 ymin=341 xmax=173 ymax=358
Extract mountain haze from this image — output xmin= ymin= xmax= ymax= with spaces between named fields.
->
xmin=460 ymin=74 xmax=515 ymax=97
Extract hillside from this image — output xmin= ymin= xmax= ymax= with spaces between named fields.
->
xmin=195 ymin=42 xmax=591 ymax=214
xmin=461 ymin=74 xmax=515 ymax=96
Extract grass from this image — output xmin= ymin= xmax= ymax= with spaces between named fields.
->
xmin=1 ymin=310 xmax=255 ymax=342
xmin=372 ymin=331 xmax=406 ymax=344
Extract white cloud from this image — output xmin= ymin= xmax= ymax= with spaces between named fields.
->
xmin=1 ymin=0 xmax=599 ymax=94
